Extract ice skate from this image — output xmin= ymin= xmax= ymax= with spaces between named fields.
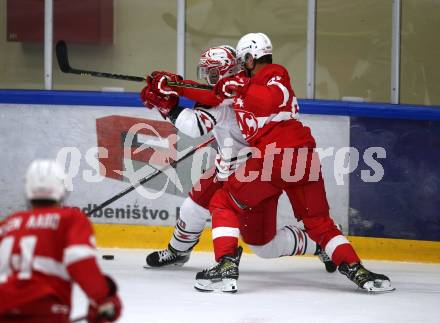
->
xmin=194 ymin=246 xmax=243 ymax=293
xmin=338 ymin=262 xmax=395 ymax=292
xmin=144 ymin=244 xmax=191 ymax=268
xmin=315 ymin=245 xmax=337 ymax=273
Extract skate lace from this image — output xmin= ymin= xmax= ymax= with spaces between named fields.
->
xmin=158 ymin=249 xmax=177 ymax=262
xmin=202 ymin=262 xmax=221 ymax=274
xmin=353 ymin=267 xmax=372 ymax=285
xmin=354 ymin=267 xmax=387 ymax=284
xmin=318 ymin=249 xmax=332 ymax=263
xmin=201 ymin=259 xmax=238 ymax=279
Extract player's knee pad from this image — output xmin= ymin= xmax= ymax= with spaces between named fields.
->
xmin=178 ymin=197 xmax=210 ymax=231
xmin=239 ymin=198 xmax=277 ymax=246
xmin=285 ymin=177 xmax=330 ymax=221
xmin=248 ymin=225 xmax=317 ymax=258
xmin=302 ymin=212 xmax=340 ymax=246
xmin=247 ymin=242 xmax=278 ymax=259
xmin=209 ymin=189 xmax=241 ymax=230
xmin=170 ymin=197 xmax=210 ymax=252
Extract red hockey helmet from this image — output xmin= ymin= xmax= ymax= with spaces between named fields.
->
xmin=197 ymin=45 xmax=240 ymax=86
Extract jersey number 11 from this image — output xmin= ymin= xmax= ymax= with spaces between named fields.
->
xmin=0 ymin=235 xmax=37 ymax=283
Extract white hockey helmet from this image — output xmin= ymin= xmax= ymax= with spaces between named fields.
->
xmin=25 ymin=159 xmax=67 ymax=202
xmin=236 ymin=32 xmax=273 ymax=66
xmin=197 ymin=45 xmax=240 ymax=86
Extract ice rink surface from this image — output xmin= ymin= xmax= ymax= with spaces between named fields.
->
xmin=72 ymin=248 xmax=440 ymax=323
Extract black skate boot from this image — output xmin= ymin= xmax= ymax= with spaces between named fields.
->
xmin=194 ymin=246 xmax=243 ymax=293
xmin=315 ymin=245 xmax=337 ymax=273
xmin=338 ymin=262 xmax=395 ymax=292
xmin=144 ymin=244 xmax=191 ymax=268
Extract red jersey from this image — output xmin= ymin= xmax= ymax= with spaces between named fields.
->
xmin=0 ymin=206 xmax=108 ymax=314
xmin=232 ymin=64 xmax=315 ymax=149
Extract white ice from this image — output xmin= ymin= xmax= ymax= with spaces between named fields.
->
xmin=71 ymin=248 xmax=440 ymax=323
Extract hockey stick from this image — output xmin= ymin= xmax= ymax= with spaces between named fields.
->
xmin=55 ymin=41 xmax=212 ymax=89
xmin=86 ymin=136 xmax=215 ymax=216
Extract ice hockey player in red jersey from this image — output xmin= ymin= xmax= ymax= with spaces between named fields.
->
xmin=141 ymin=45 xmax=336 ymax=277
xmin=0 ymin=160 xmax=122 ymax=322
xmin=192 ymin=33 xmax=393 ymax=293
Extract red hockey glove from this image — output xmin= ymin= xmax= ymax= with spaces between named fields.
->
xmin=214 ymin=75 xmax=250 ymax=99
xmin=87 ymin=275 xmax=122 ymax=323
xmin=150 ymin=71 xmax=183 ymax=96
xmin=140 ymin=82 xmax=179 ymax=118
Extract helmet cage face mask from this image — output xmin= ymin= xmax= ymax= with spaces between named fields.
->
xmin=237 ymin=52 xmax=254 ymax=69
xmin=197 ymin=46 xmax=239 ymax=86
xmin=197 ymin=65 xmax=221 ymax=85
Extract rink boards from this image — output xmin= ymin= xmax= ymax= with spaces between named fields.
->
xmin=0 ymin=90 xmax=439 ymax=263
xmin=93 ymin=224 xmax=440 ymax=263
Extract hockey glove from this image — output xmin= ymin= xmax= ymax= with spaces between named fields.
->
xmin=141 ymin=79 xmax=179 ymax=119
xmin=214 ymin=75 xmax=250 ymax=99
xmin=150 ymin=71 xmax=183 ymax=96
xmin=87 ymin=275 xmax=122 ymax=323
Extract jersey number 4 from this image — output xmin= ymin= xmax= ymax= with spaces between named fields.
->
xmin=0 ymin=235 xmax=37 ymax=283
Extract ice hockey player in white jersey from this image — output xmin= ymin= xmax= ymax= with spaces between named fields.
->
xmin=140 ymin=45 xmax=336 ymax=275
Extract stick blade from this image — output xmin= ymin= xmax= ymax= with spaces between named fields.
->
xmin=55 ymin=41 xmax=71 ymax=73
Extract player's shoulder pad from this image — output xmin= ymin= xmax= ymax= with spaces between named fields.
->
xmin=61 ymin=206 xmax=89 ymax=218
xmin=257 ymin=64 xmax=288 ymax=81
xmin=62 ymin=207 xmax=94 ymax=230
xmin=265 ymin=64 xmax=289 ymax=77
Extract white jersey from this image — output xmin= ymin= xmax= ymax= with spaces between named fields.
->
xmin=174 ymin=99 xmax=250 ymax=178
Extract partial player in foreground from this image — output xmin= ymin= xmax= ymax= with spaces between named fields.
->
xmin=0 ymin=160 xmax=122 ymax=322
xmin=141 ymin=45 xmax=336 ymax=278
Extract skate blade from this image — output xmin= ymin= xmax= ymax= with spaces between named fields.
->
xmin=194 ymin=278 xmax=238 ymax=293
xmin=362 ymin=280 xmax=395 ymax=293
xmin=143 ymin=262 xmax=186 ymax=269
